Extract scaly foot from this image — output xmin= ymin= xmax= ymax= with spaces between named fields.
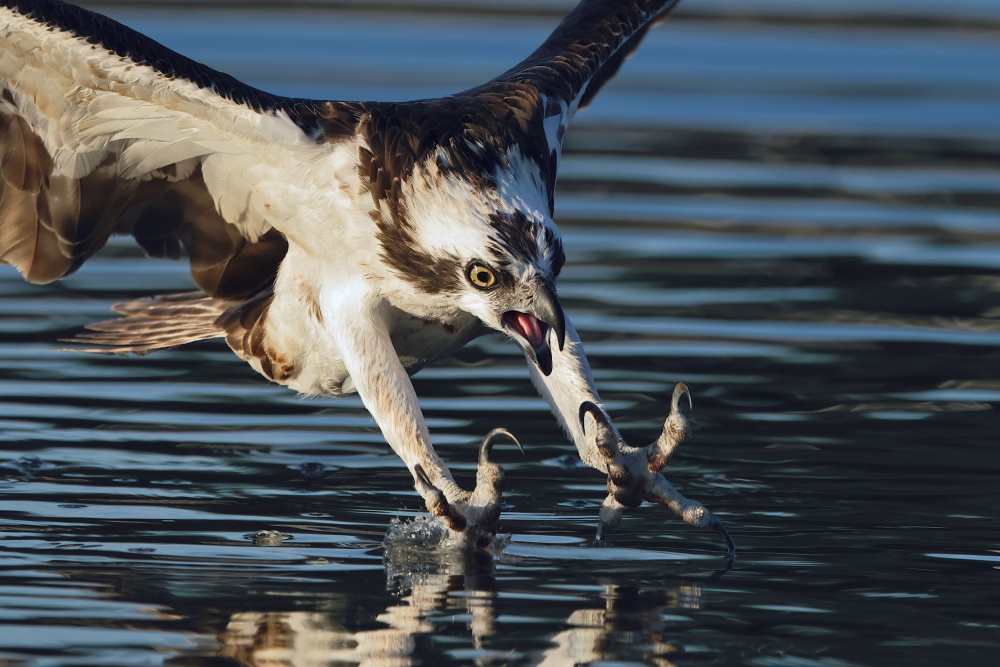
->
xmin=579 ymin=383 xmax=736 ymax=559
xmin=413 ymin=428 xmax=522 ymax=549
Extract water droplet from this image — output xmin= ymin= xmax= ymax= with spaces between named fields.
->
xmin=298 ymin=461 xmax=326 ymax=479
xmin=246 ymin=529 xmax=292 ymax=546
xmin=13 ymin=455 xmax=44 ymax=475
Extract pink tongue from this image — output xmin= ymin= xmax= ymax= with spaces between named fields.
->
xmin=512 ymin=312 xmax=544 ymax=348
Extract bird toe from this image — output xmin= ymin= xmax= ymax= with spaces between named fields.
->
xmin=410 ymin=428 xmax=522 ymax=548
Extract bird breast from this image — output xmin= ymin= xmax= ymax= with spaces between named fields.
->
xmin=386 ymin=306 xmax=485 ymax=375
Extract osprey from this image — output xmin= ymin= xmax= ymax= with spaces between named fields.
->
xmin=0 ymin=0 xmax=734 ymax=555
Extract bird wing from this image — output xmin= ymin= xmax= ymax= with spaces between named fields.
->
xmin=487 ymin=0 xmax=681 ymax=158
xmin=0 ymin=1 xmax=362 ymax=298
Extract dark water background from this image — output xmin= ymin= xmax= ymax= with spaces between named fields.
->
xmin=2 ymin=1 xmax=1000 ymax=665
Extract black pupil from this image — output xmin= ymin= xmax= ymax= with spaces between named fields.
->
xmin=476 ymin=270 xmax=489 ymax=284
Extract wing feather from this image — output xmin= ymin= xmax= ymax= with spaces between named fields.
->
xmin=424 ymin=0 xmax=681 ymax=213
xmin=0 ymin=109 xmax=51 ymax=194
xmin=486 ymin=0 xmax=681 ymax=159
xmin=497 ymin=0 xmax=680 ymax=112
xmin=122 ymin=140 xmax=215 ymax=177
xmin=0 ymin=1 xmax=312 ymax=296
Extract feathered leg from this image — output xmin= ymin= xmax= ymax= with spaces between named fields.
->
xmin=326 ymin=288 xmax=517 ymax=547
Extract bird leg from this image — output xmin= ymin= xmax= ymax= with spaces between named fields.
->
xmin=412 ymin=429 xmax=522 ymax=548
xmin=525 ymin=318 xmax=734 ymax=556
xmin=326 ymin=296 xmax=523 ymax=547
xmin=580 ymin=384 xmax=735 ymax=557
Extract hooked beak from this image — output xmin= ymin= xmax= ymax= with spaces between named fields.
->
xmin=502 ymin=281 xmax=566 ymax=376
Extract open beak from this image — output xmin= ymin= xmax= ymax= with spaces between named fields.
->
xmin=502 ymin=281 xmax=566 ymax=376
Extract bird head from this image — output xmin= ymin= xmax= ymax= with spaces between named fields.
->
xmin=372 ymin=142 xmax=567 ymax=375
xmin=457 ymin=219 xmax=567 ymax=376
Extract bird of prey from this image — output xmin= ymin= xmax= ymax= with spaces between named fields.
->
xmin=0 ymin=0 xmax=734 ymax=555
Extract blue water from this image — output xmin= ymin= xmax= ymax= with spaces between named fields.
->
xmin=2 ymin=1 xmax=999 ymax=665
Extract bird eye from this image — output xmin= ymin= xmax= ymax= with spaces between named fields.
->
xmin=466 ymin=262 xmax=497 ymax=290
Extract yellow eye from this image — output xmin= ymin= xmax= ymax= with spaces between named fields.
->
xmin=467 ymin=262 xmax=497 ymax=290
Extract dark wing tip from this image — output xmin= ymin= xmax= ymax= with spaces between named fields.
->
xmin=492 ymin=0 xmax=682 ymax=110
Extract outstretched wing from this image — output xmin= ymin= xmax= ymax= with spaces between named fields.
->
xmin=457 ymin=0 xmax=680 ymax=211
xmin=502 ymin=0 xmax=682 ymax=116
xmin=0 ymin=0 xmax=360 ymax=298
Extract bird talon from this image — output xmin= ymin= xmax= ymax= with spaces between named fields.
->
xmin=646 ymin=450 xmax=670 ymax=474
xmin=413 ymin=428 xmax=522 ymax=541
xmin=595 ymin=493 xmax=624 ymax=543
xmin=579 ymin=387 xmax=735 ymax=557
xmin=579 ymin=400 xmax=623 ymax=464
xmin=606 ymin=463 xmax=630 ymax=489
xmin=611 ymin=485 xmax=643 ymax=508
xmin=479 ymin=427 xmax=522 ymax=465
xmin=672 ymin=381 xmax=693 ymax=413
xmin=708 ymin=515 xmax=737 ymax=559
xmin=413 ymin=464 xmax=467 ymax=532
xmin=645 ymin=382 xmax=692 ymax=473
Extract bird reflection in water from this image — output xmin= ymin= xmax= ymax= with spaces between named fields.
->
xmin=214 ymin=539 xmax=727 ymax=666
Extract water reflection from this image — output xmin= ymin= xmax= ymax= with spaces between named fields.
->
xmin=210 ymin=538 xmax=726 ymax=667
xmin=534 ymin=582 xmax=715 ymax=667
xmin=220 ymin=611 xmax=420 ymax=666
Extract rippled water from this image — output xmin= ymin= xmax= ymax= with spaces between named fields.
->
xmin=2 ymin=1 xmax=1000 ymax=665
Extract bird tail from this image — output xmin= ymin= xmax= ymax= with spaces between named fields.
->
xmin=63 ymin=291 xmax=230 ymax=355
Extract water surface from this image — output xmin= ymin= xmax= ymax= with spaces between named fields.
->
xmin=1 ymin=1 xmax=999 ymax=665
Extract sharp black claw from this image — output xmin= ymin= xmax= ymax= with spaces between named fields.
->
xmin=672 ymin=382 xmax=692 ymax=413
xmin=708 ymin=515 xmax=736 ymax=559
xmin=594 ymin=519 xmax=609 ymax=546
xmin=479 ymin=427 xmax=523 ymax=464
xmin=578 ymin=400 xmax=602 ymax=430
xmin=413 ymin=464 xmax=467 ymax=532
xmin=579 ymin=401 xmax=624 ymax=467
xmin=414 ymin=464 xmax=433 ymax=489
